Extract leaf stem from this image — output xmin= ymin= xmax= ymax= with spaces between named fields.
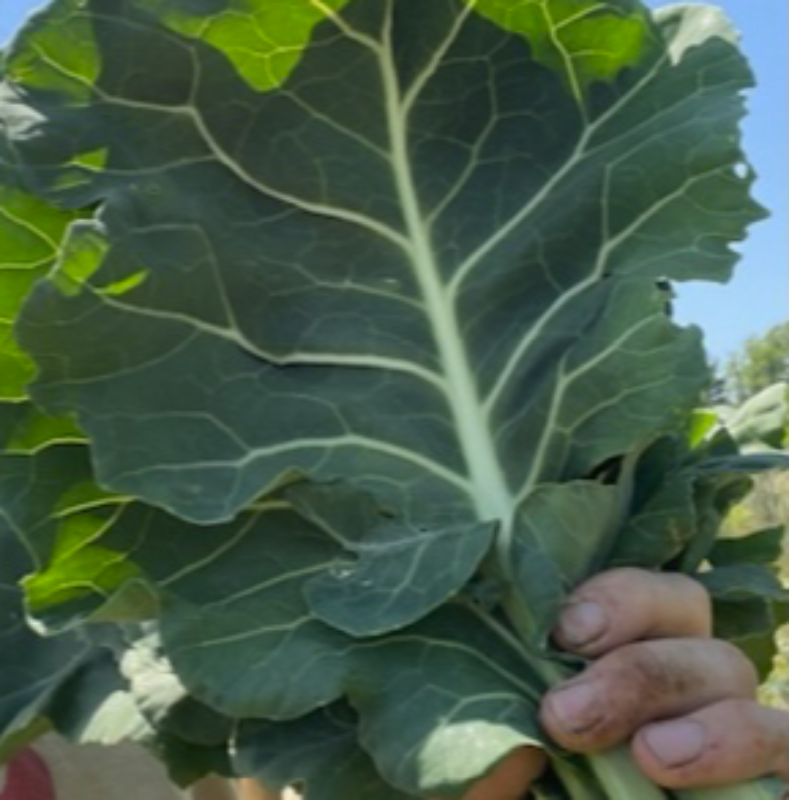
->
xmin=376 ymin=2 xmax=515 ymax=526
xmin=673 ymin=778 xmax=786 ymax=800
xmin=586 ymin=748 xmax=671 ymax=800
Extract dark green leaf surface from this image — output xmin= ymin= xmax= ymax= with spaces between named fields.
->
xmin=709 ymin=527 xmax=786 ymax=568
xmin=118 ymin=631 xmax=233 ymax=747
xmin=0 ymin=521 xmax=91 ymax=753
xmin=6 ymin=0 xmax=759 ymax=531
xmin=235 ymin=703 xmax=415 ymax=800
xmin=726 ymin=383 xmax=789 ymax=451
xmin=292 ymin=482 xmax=496 ymax=636
xmin=153 ymin=506 xmax=354 ymax=719
xmin=46 ymin=649 xmax=153 ymax=746
xmin=0 ymin=404 xmax=134 ymax=629
xmin=349 ymin=605 xmax=547 ymax=796
xmin=698 ymin=565 xmax=788 ymax=680
xmin=0 ymin=1 xmax=779 ymax=796
xmin=0 ymin=138 xmax=84 ymax=402
xmin=606 ymin=438 xmax=696 ymax=568
xmin=47 ymin=630 xmax=235 ymax=786
xmin=508 ymin=481 xmax=619 ymax=647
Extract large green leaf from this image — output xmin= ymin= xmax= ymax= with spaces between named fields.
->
xmin=0 ymin=1 xmax=778 ymax=797
xmin=506 ymin=481 xmax=620 ymax=648
xmin=607 ymin=437 xmax=698 ymax=569
xmin=709 ymin=527 xmax=785 ymax=568
xmin=235 ymin=702 xmax=415 ymax=800
xmin=117 ymin=629 xmax=233 ymax=748
xmin=0 ymin=401 xmax=135 ymax=629
xmin=3 ymin=480 xmax=352 ymax=718
xmin=0 ymin=520 xmax=91 ymax=757
xmin=697 ymin=564 xmax=788 ymax=680
xmin=290 ymin=482 xmax=496 ymax=636
xmin=47 ymin=635 xmax=236 ymax=786
xmin=725 ymin=383 xmax=789 ymax=451
xmin=4 ymin=0 xmax=761 ymax=532
xmin=150 ymin=505 xmax=355 ymax=720
xmin=0 ymin=137 xmax=85 ymax=402
xmin=44 ymin=648 xmax=153 ymax=746
xmin=0 ymin=400 xmax=151 ymax=758
xmin=348 ymin=604 xmax=547 ymax=796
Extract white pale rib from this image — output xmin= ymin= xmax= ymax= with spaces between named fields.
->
xmin=200 ymin=564 xmax=329 ymax=610
xmin=185 ymin=99 xmax=413 ymax=252
xmin=400 ymin=0 xmax=476 ymax=115
xmin=89 ymin=288 xmax=447 ymax=393
xmin=172 ymin=614 xmax=320 ymax=649
xmin=309 ymin=0 xmax=384 ymax=55
xmin=378 ymin=1 xmax=513 ymax=525
xmin=483 ymin=164 xmax=725 ymax=414
xmin=0 ymin=205 xmax=63 ymax=252
xmin=160 ymin=511 xmax=268 ymax=588
xmin=0 ymin=254 xmax=57 ymax=271
xmin=244 ymin=435 xmax=475 ymax=494
xmin=358 ymin=632 xmax=540 ymax=702
xmin=522 ymin=313 xmax=662 ymax=492
xmin=113 ymin=434 xmax=473 ymax=497
xmin=32 ymin=45 xmax=412 ymax=253
xmin=446 ymin=49 xmax=670 ymax=302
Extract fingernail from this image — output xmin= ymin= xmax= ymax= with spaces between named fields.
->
xmin=643 ymin=720 xmax=707 ymax=767
xmin=549 ymin=682 xmax=601 ymax=733
xmin=557 ymin=601 xmax=608 ymax=647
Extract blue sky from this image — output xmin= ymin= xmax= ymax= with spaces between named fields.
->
xmin=0 ymin=0 xmax=788 ymax=362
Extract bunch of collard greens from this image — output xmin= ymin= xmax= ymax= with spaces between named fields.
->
xmin=0 ymin=0 xmax=788 ymax=798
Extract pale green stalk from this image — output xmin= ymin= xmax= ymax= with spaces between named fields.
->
xmin=492 ymin=597 xmax=785 ymax=800
xmin=676 ymin=778 xmax=785 ymax=800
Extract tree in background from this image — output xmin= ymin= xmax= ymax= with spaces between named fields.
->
xmin=725 ymin=322 xmax=788 ymax=404
xmin=715 ymin=324 xmax=789 ymax=712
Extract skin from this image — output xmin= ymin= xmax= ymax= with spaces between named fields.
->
xmin=236 ymin=569 xmax=788 ymax=800
xmin=462 ymin=568 xmax=789 ymax=799
xmin=235 ymin=780 xmax=291 ymax=800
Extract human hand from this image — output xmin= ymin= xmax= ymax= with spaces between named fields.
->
xmin=456 ymin=568 xmax=789 ymax=800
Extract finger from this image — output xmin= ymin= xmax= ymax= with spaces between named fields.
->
xmin=436 ymin=747 xmax=546 ymax=800
xmin=631 ymin=700 xmax=789 ymax=787
xmin=542 ymin=638 xmax=757 ymax=752
xmin=552 ymin=568 xmax=712 ymax=656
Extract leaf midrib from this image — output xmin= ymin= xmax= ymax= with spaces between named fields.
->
xmin=377 ymin=5 xmax=513 ymax=526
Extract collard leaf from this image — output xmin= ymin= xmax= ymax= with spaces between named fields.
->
xmin=0 ymin=400 xmax=129 ymax=756
xmin=45 ymin=649 xmax=154 ymax=747
xmin=508 ymin=481 xmax=619 ymax=647
xmin=141 ymin=506 xmax=354 ymax=719
xmin=726 ymin=383 xmax=789 ymax=452
xmin=611 ymin=473 xmax=695 ymax=569
xmin=118 ymin=630 xmax=233 ymax=748
xmin=350 ymin=605 xmax=547 ymax=796
xmin=697 ymin=565 xmax=787 ymax=605
xmin=149 ymin=735 xmax=236 ymax=788
xmin=13 ymin=492 xmax=353 ymax=719
xmin=47 ymin=631 xmax=234 ymax=786
xmin=697 ymin=565 xmax=788 ymax=680
xmin=292 ymin=482 xmax=496 ymax=637
xmin=0 ymin=522 xmax=91 ymax=755
xmin=709 ymin=527 xmax=785 ymax=568
xmin=0 ymin=2 xmax=778 ymax=797
xmin=0 ymin=137 xmax=85 ymax=402
xmin=235 ymin=703 xmax=415 ymax=800
xmin=0 ymin=410 xmax=136 ymax=630
xmin=692 ymin=452 xmax=789 ymax=476
xmin=72 ymin=509 xmax=551 ymax=792
xmin=679 ymin=451 xmax=787 ymax=573
xmin=4 ymin=0 xmax=761 ymax=532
